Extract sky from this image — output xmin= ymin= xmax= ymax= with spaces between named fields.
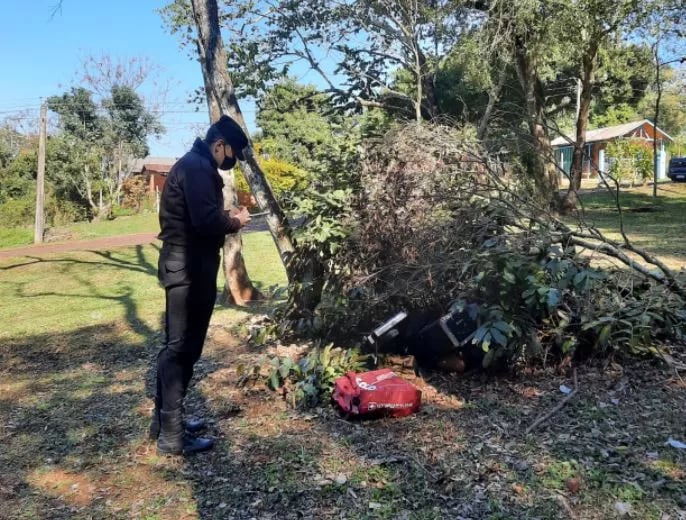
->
xmin=0 ymin=0 xmax=259 ymax=157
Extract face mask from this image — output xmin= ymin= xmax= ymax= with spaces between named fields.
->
xmin=220 ymin=155 xmax=236 ymax=170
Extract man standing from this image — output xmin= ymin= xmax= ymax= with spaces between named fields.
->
xmin=150 ymin=115 xmax=251 ymax=455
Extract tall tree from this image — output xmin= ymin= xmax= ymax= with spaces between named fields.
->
xmin=256 ymin=78 xmax=357 ymax=176
xmin=162 ymin=0 xmax=296 ymax=305
xmin=558 ymin=0 xmax=645 ymax=209
xmin=220 ymin=0 xmax=480 ymax=121
xmin=48 ymin=86 xmax=163 ymax=219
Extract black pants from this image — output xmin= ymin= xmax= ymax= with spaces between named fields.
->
xmin=155 ymin=243 xmax=220 ymax=412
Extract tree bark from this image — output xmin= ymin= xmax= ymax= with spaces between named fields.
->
xmin=190 ymin=0 xmax=295 ymax=276
xmin=190 ymin=0 xmax=280 ymax=305
xmin=563 ymin=45 xmax=597 ymax=210
xmin=477 ymin=66 xmax=507 ymax=140
xmin=514 ymin=36 xmax=559 ymax=203
xmin=196 ymin=63 xmax=260 ymax=305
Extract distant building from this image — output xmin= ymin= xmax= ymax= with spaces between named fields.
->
xmin=551 ymin=120 xmax=673 ymax=180
xmin=132 ymin=156 xmax=178 ymax=194
xmin=131 ymin=155 xmax=256 ymax=208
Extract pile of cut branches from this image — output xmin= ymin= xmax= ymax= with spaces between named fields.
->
xmin=286 ymin=123 xmax=685 ymax=367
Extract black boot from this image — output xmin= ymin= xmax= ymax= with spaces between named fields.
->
xmin=157 ymin=409 xmax=213 ymax=456
xmin=149 ymin=405 xmax=206 ymax=440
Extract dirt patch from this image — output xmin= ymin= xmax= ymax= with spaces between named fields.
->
xmin=0 ymin=233 xmax=158 ymax=259
xmin=1 ymin=313 xmax=684 ymax=519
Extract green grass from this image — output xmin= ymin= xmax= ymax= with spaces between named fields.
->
xmin=0 ymin=213 xmax=160 ymax=249
xmin=577 ymin=183 xmax=686 ymax=267
xmin=0 ymin=226 xmax=683 ymax=519
xmin=0 ymin=231 xmax=286 ymax=339
xmin=64 ymin=212 xmax=159 ymax=240
xmin=0 ymin=227 xmax=34 ymax=248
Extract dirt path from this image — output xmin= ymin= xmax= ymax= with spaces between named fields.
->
xmin=0 ymin=233 xmax=159 ymax=259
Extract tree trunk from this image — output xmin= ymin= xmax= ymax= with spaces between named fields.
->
xmin=514 ymin=37 xmax=559 ymax=204
xmin=563 ymin=47 xmax=597 ymax=211
xmin=197 ymin=62 xmax=262 ymax=305
xmin=220 ymin=168 xmax=260 ymax=305
xmin=190 ymin=0 xmax=295 ymax=270
xmin=190 ymin=0 xmax=269 ymax=305
xmin=477 ymin=66 xmax=508 ymax=140
xmin=191 ymin=0 xmax=337 ymax=317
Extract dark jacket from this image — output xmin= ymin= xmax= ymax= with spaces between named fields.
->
xmin=158 ymin=138 xmax=241 ymax=250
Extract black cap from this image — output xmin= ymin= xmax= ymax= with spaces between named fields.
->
xmin=208 ymin=115 xmax=249 ymax=160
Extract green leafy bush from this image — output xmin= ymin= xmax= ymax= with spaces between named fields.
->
xmin=450 ymin=244 xmax=685 ymax=367
xmin=46 ymin=197 xmax=89 ymax=226
xmin=279 ymin=123 xmax=685 ymax=368
xmin=261 ymin=345 xmax=367 ymax=407
xmin=0 ymin=195 xmax=35 ymax=227
xmin=606 ymin=139 xmax=654 ymax=184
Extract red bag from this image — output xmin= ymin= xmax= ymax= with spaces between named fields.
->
xmin=332 ymin=369 xmax=421 ymax=418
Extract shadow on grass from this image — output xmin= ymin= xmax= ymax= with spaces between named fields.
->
xmin=0 ymin=321 xmax=171 ymax=518
xmin=578 ymin=187 xmax=686 ymax=260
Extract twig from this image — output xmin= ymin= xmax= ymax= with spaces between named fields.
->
xmin=525 ymin=369 xmax=578 ymax=435
xmin=553 ymin=491 xmax=578 ymax=520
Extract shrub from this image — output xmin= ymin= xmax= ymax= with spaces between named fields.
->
xmin=0 ymin=195 xmax=35 ymax=227
xmin=46 ymin=197 xmax=89 ymax=226
xmin=280 ymin=123 xmax=685 ymax=367
xmin=255 ymin=345 xmax=368 ymax=408
xmin=236 ymin=155 xmax=308 ymax=206
xmin=121 ymin=176 xmax=149 ymax=211
xmin=606 ymin=139 xmax=654 ymax=184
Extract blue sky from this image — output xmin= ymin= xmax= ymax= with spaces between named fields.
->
xmin=0 ymin=0 xmax=259 ymax=157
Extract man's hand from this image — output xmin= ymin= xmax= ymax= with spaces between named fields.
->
xmin=228 ymin=206 xmax=251 ymax=228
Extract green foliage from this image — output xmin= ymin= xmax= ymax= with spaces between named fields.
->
xmin=447 ymin=241 xmax=685 ymax=366
xmin=0 ymin=195 xmax=35 ymax=227
xmin=236 ymin=154 xmax=308 ymax=204
xmin=263 ymin=345 xmax=368 ymax=408
xmin=0 ymin=146 xmax=37 ymax=203
xmin=255 ymin=78 xmax=360 ymax=179
xmin=47 ymin=88 xmax=102 ymax=142
xmin=591 ymin=104 xmax=641 ymax=128
xmin=606 ymin=139 xmax=654 ymax=183
xmin=0 ymin=226 xmax=33 ymax=248
xmin=47 ymin=85 xmax=163 ymax=219
xmin=591 ymin=43 xmax=654 ymax=125
xmin=46 ymin=197 xmax=89 ymax=226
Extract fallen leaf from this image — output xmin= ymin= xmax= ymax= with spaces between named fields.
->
xmin=511 ymin=483 xmax=525 ymax=495
xmin=566 ymin=477 xmax=581 ymax=494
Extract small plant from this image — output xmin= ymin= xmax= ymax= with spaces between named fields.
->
xmin=265 ymin=344 xmax=368 ymax=408
xmin=606 ymin=139 xmax=654 ymax=185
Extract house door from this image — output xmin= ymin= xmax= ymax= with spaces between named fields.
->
xmin=657 ymin=140 xmax=666 ymax=180
xmin=555 ymin=146 xmax=573 ymax=177
xmin=598 ymin=149 xmax=606 ymax=183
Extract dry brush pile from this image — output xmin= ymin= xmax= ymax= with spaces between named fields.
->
xmin=283 ymin=123 xmax=685 ymax=370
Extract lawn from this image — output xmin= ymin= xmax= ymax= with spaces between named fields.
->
xmin=0 ymin=213 xmax=160 ymax=249
xmin=576 ymin=182 xmax=686 ymax=269
xmin=0 ymin=222 xmax=684 ymax=518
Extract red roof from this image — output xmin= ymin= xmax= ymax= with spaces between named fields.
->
xmin=142 ymin=163 xmax=173 ymax=174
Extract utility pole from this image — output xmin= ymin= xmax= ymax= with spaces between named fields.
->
xmin=34 ymin=102 xmax=47 ymax=244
